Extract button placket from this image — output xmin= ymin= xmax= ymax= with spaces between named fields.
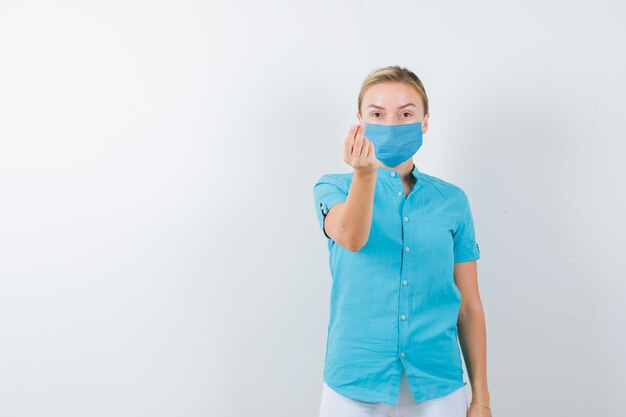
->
xmin=399 ymin=198 xmax=412 ymax=360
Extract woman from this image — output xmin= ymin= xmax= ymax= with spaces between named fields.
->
xmin=313 ymin=66 xmax=493 ymax=417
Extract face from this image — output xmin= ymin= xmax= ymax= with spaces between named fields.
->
xmin=358 ymin=81 xmax=429 ymax=133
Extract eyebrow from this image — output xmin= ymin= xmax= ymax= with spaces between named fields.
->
xmin=367 ymin=103 xmax=417 ymax=110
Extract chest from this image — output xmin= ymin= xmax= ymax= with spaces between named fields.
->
xmin=367 ymin=182 xmax=458 ymax=253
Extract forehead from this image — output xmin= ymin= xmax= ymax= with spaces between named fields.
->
xmin=362 ymin=81 xmax=422 ymax=111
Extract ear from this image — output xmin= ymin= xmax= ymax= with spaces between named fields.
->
xmin=422 ymin=112 xmax=430 ymax=132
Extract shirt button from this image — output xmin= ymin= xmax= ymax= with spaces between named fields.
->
xmin=400 ymin=352 xmax=405 ymax=358
xmin=397 ymin=191 xmax=403 ymax=196
xmin=400 ymin=314 xmax=406 ymax=320
xmin=402 ymin=280 xmax=408 ymax=286
xmin=390 ymin=172 xmax=396 ymax=177
xmin=405 ymin=246 xmax=410 ymax=252
xmin=403 ymin=216 xmax=409 ymax=222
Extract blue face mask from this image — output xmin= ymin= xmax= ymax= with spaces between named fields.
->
xmin=364 ymin=121 xmax=423 ymax=167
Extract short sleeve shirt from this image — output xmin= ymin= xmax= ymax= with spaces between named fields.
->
xmin=312 ymin=163 xmax=481 ymax=405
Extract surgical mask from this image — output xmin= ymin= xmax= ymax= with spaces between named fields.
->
xmin=363 ymin=121 xmax=423 ymax=167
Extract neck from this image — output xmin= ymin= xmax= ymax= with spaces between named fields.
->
xmin=380 ymin=160 xmax=415 ymax=181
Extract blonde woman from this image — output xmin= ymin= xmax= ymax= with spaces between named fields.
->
xmin=313 ymin=66 xmax=492 ymax=417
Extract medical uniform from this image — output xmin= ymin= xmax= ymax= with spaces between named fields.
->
xmin=313 ymin=163 xmax=480 ymax=408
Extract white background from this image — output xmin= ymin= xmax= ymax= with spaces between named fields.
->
xmin=1 ymin=1 xmax=625 ymax=416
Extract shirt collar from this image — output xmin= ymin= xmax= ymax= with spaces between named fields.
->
xmin=374 ymin=162 xmax=420 ymax=182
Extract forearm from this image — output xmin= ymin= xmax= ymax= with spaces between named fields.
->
xmin=457 ymin=306 xmax=491 ymax=405
xmin=338 ymin=170 xmax=376 ymax=250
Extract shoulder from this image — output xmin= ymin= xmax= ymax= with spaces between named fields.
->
xmin=417 ymin=171 xmax=469 ymax=202
xmin=313 ymin=172 xmax=353 ymax=192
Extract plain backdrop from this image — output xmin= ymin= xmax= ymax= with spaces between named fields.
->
xmin=1 ymin=1 xmax=625 ymax=416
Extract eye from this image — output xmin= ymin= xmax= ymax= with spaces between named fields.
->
xmin=402 ymin=112 xmax=412 ymax=118
xmin=371 ymin=112 xmax=382 ymax=118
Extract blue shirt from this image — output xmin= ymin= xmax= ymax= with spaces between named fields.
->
xmin=312 ymin=162 xmax=481 ymax=405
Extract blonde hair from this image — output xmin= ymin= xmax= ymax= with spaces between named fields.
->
xmin=357 ymin=65 xmax=429 ymax=117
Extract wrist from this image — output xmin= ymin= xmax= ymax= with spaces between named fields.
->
xmin=471 ymin=386 xmax=490 ymax=404
xmin=470 ymin=393 xmax=490 ymax=405
xmin=353 ymin=168 xmax=377 ymax=178
xmin=470 ymin=401 xmax=491 ymax=410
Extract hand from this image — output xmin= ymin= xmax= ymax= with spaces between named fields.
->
xmin=467 ymin=402 xmax=493 ymax=417
xmin=343 ymin=121 xmax=380 ymax=175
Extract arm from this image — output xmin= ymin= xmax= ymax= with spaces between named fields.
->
xmin=322 ymin=121 xmax=379 ymax=252
xmin=323 ymin=170 xmax=376 ymax=252
xmin=455 ymin=260 xmax=491 ymax=409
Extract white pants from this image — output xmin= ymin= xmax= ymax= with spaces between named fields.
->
xmin=318 ymin=369 xmax=468 ymax=417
